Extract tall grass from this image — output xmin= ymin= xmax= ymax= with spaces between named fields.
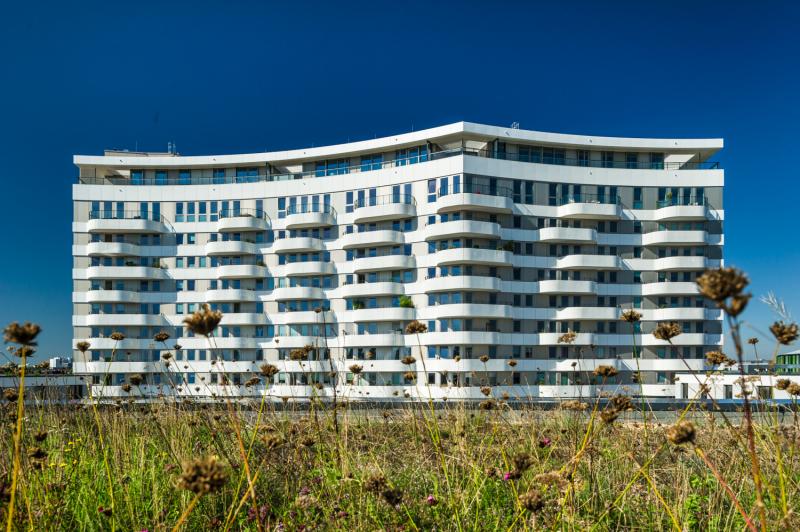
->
xmin=0 ymin=267 xmax=798 ymax=531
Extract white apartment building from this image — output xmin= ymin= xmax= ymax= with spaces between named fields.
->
xmin=72 ymin=122 xmax=724 ymax=402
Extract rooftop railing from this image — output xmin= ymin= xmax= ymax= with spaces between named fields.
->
xmin=218 ymin=207 xmax=270 ymax=221
xmin=88 ymin=210 xmax=168 ymax=224
xmin=550 ymin=193 xmax=621 ymax=206
xmin=77 ymin=145 xmax=720 ymax=186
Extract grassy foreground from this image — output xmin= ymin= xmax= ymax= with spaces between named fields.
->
xmin=1 ymin=402 xmax=799 ymax=531
xmin=2 ymin=266 xmax=800 ymax=530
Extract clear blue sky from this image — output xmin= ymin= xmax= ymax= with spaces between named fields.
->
xmin=1 ymin=0 xmax=798 ymax=357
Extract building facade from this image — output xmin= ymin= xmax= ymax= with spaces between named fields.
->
xmin=72 ymin=122 xmax=724 ymax=401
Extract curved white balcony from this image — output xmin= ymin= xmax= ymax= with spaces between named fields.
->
xmin=271 ymin=286 xmax=325 ymax=301
xmin=216 ymin=213 xmax=269 ymax=232
xmin=420 ymin=303 xmax=512 ymax=320
xmin=653 ymin=204 xmax=707 ymax=221
xmin=340 ymin=333 xmax=405 ymax=348
xmin=216 ymin=264 xmax=268 ymax=279
xmin=85 ymin=266 xmax=169 ymax=280
xmin=650 ymin=256 xmax=710 ymax=271
xmin=86 ymin=242 xmax=140 ymax=257
xmin=353 ymin=200 xmax=416 ymax=223
xmin=205 ymin=240 xmax=259 ymax=256
xmin=433 ymin=248 xmax=511 ymax=267
xmin=84 ymin=289 xmax=141 ymax=304
xmin=280 ymin=261 xmax=336 ymax=277
xmin=284 ymin=211 xmax=335 ymax=230
xmin=546 ymin=306 xmax=618 ymax=321
xmin=272 ymin=237 xmax=324 ymax=253
xmin=556 ymin=254 xmax=620 ymax=270
xmin=79 ymin=314 xmax=168 ymax=327
xmin=642 ymin=231 xmax=711 ymax=247
xmin=641 ymin=282 xmax=699 ymax=296
xmin=204 ymin=337 xmax=259 ymax=349
xmin=538 ymin=332 xmax=595 ymax=345
xmin=537 ymin=280 xmax=597 ymax=294
xmin=340 ymin=230 xmax=404 ymax=249
xmin=423 ymin=220 xmax=501 ymax=240
xmin=87 ymin=217 xmax=168 ymax=234
xmin=221 ymin=313 xmax=267 ymax=326
xmin=339 ymin=281 xmax=404 ymax=298
xmin=352 ymin=255 xmax=415 ymax=273
xmin=537 ymin=227 xmax=597 ymax=243
xmin=643 ymin=307 xmax=722 ymax=321
xmin=205 ymin=288 xmax=258 ymax=303
xmin=436 ymin=193 xmax=514 ymax=214
xmin=557 ymin=201 xmax=621 ymax=220
xmin=349 ymin=307 xmax=416 ymax=322
xmin=420 ymin=331 xmax=501 ymax=345
xmin=271 ymin=335 xmax=326 ymax=349
xmin=421 ymin=275 xmax=501 ymax=293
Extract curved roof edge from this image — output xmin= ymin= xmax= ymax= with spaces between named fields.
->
xmin=74 ymin=121 xmax=723 ymax=168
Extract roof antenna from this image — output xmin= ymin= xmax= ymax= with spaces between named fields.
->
xmin=511 ymin=122 xmax=520 ymax=129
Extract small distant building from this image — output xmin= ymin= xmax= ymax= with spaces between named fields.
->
xmin=674 ymin=351 xmax=800 ymax=402
xmin=0 ymin=360 xmax=84 ymax=403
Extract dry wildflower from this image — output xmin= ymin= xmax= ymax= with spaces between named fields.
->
xmin=129 ymin=374 xmax=143 ymax=386
xmin=653 ymin=322 xmax=681 ymax=343
xmin=161 ymin=352 xmax=172 ymax=360
xmin=787 ymin=383 xmax=800 ymax=396
xmin=121 ymin=383 xmax=132 ymax=393
xmin=109 ymin=331 xmax=125 ymax=341
xmin=404 ymin=320 xmax=427 ymax=334
xmin=27 ymin=447 xmax=47 ymax=461
xmin=260 ymin=364 xmax=279 ymax=377
xmin=621 ymin=309 xmax=642 ymax=323
xmin=561 ymin=400 xmax=588 ymax=411
xmin=770 ymin=321 xmax=799 ymax=345
xmin=776 ymin=379 xmax=791 ymax=390
xmin=600 ymin=410 xmax=620 ymax=424
xmin=534 ymin=471 xmax=568 ymax=491
xmin=519 ymin=489 xmax=544 ymax=512
xmin=593 ymin=365 xmax=618 ymax=378
xmin=747 ymin=337 xmax=759 ymax=345
xmin=608 ymin=395 xmax=633 ymax=412
xmin=3 ymin=389 xmax=19 ymax=402
xmin=183 ymin=304 xmax=223 ymax=337
xmin=479 ymin=399 xmax=496 ymax=410
xmin=480 ymin=386 xmax=492 ymax=397
xmin=245 ymin=376 xmax=260 ymax=388
xmin=479 ymin=355 xmax=490 ymax=363
xmin=3 ymin=322 xmax=41 ymax=346
xmin=508 ymin=359 xmax=517 ymax=367
xmin=154 ymin=331 xmax=170 ymax=342
xmin=696 ymin=267 xmax=749 ymax=303
xmin=453 ymin=355 xmax=461 ymax=362
xmin=666 ymin=421 xmax=696 ymax=445
xmin=558 ymin=330 xmax=577 ymax=344
xmin=289 ymin=349 xmax=308 ymax=361
xmin=364 ymin=473 xmax=388 ymax=494
xmin=401 ymin=355 xmax=416 ymax=365
xmin=706 ymin=350 xmax=735 ymax=366
xmin=349 ymin=364 xmax=363 ymax=375
xmin=173 ymin=344 xmax=182 ymax=351
xmin=33 ymin=430 xmax=48 ymax=443
xmin=76 ymin=341 xmax=90 ymax=353
xmin=11 ymin=346 xmax=34 ymax=358
xmin=177 ymin=456 xmax=228 ymax=494
xmin=403 ymin=371 xmax=416 ymax=381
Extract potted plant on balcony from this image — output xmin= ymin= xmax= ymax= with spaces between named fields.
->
xmin=399 ymin=295 xmax=414 ymax=309
xmin=256 ymin=259 xmax=265 ymax=267
xmin=352 ymin=299 xmax=365 ymax=310
xmin=501 ymin=241 xmax=514 ymax=252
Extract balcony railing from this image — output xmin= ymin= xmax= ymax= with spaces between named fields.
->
xmin=218 ymin=207 xmax=270 ymax=220
xmin=353 ymin=193 xmax=416 ymax=209
xmin=437 ymin=182 xmax=514 ymax=198
xmin=656 ymin=195 xmax=707 ymax=208
xmin=549 ymin=193 xmax=620 ymax=206
xmin=89 ymin=210 xmax=168 ymax=223
xmin=286 ymin=203 xmax=336 ymax=216
xmin=77 ymin=146 xmax=720 ymax=186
